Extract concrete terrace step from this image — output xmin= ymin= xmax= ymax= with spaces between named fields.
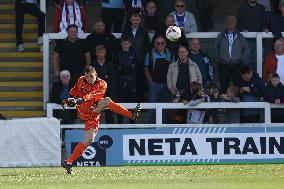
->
xmin=0 ymin=14 xmax=36 ymax=20
xmin=0 ymin=33 xmax=38 ymax=40
xmin=0 ymin=4 xmax=13 ymax=10
xmin=1 ymin=111 xmax=46 ymax=118
xmin=0 ymin=81 xmax=42 ymax=87
xmin=0 ymin=101 xmax=43 ymax=107
xmin=0 ymin=24 xmax=37 ymax=29
xmin=0 ymin=43 xmax=40 ymax=52
xmin=0 ymin=61 xmax=42 ymax=67
xmin=0 ymin=52 xmax=42 ymax=58
xmin=0 ymin=91 xmax=42 ymax=98
xmin=0 ymin=72 xmax=42 ymax=78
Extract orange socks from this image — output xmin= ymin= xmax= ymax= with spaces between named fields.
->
xmin=66 ymin=142 xmax=86 ymax=164
xmin=107 ymin=101 xmax=132 ymax=118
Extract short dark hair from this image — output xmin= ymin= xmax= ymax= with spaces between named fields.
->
xmin=121 ymin=36 xmax=132 ymax=43
xmin=130 ymin=13 xmax=141 ymax=19
xmin=271 ymin=73 xmax=280 ymax=79
xmin=227 ymin=86 xmax=239 ymax=96
xmin=66 ymin=24 xmax=78 ymax=31
xmin=84 ymin=66 xmax=97 ymax=74
xmin=241 ymin=65 xmax=252 ymax=75
xmin=190 ymin=82 xmax=203 ymax=94
xmin=208 ymin=82 xmax=218 ymax=90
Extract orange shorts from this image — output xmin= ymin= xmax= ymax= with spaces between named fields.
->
xmin=84 ymin=119 xmax=99 ymax=131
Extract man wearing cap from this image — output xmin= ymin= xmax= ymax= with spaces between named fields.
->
xmin=271 ymin=0 xmax=284 ymax=39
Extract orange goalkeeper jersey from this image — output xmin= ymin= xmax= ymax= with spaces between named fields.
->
xmin=70 ymin=76 xmax=107 ymax=121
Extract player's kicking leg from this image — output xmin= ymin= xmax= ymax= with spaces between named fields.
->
xmin=63 ymin=127 xmax=97 ymax=174
xmin=93 ymin=97 xmax=141 ymax=120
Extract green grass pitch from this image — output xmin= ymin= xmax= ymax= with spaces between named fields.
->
xmin=0 ymin=164 xmax=284 ymax=189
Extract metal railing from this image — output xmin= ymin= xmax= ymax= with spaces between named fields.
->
xmin=47 ymin=102 xmax=284 ymax=125
xmin=43 ymin=32 xmax=281 ymax=109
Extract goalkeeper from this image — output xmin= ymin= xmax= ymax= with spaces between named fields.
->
xmin=62 ymin=66 xmax=140 ymax=174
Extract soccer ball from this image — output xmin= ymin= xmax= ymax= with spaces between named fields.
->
xmin=166 ymin=26 xmax=182 ymax=41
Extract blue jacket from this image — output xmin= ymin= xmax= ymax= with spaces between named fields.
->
xmin=239 ymin=73 xmax=265 ymax=115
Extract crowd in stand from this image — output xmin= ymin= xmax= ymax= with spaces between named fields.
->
xmin=20 ymin=0 xmax=283 ymax=124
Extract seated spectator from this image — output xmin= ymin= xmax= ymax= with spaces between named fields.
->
xmin=53 ymin=24 xmax=91 ymax=82
xmin=50 ymin=70 xmax=77 ymax=124
xmin=122 ymin=13 xmax=150 ymax=102
xmin=145 ymin=36 xmax=173 ymax=123
xmin=189 ymin=38 xmax=213 ymax=88
xmin=154 ymin=14 xmax=188 ymax=60
xmin=86 ymin=20 xmax=117 ymax=62
xmin=271 ymin=0 xmax=284 ymax=39
xmin=215 ymin=15 xmax=249 ymax=93
xmin=196 ymin=0 xmax=216 ymax=31
xmin=141 ymin=1 xmax=163 ymax=34
xmin=219 ymin=86 xmax=240 ymax=124
xmin=264 ymin=73 xmax=284 ymax=123
xmin=53 ymin=0 xmax=89 ymax=33
xmin=263 ymin=39 xmax=284 ymax=82
xmin=91 ymin=45 xmax=116 ymax=124
xmin=239 ymin=66 xmax=265 ymax=123
xmin=15 ymin=0 xmax=45 ymax=52
xmin=100 ymin=0 xmax=125 ymax=34
xmin=169 ymin=0 xmax=197 ymax=34
xmin=185 ymin=82 xmax=209 ymax=124
xmin=115 ymin=37 xmax=137 ymax=124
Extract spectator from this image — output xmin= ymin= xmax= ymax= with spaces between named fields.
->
xmin=271 ymin=0 xmax=284 ymax=39
xmin=263 ymin=39 xmax=284 ymax=82
xmin=189 ymin=38 xmax=213 ymax=88
xmin=239 ymin=66 xmax=265 ymax=123
xmin=195 ymin=0 xmax=217 ymax=31
xmin=50 ymin=70 xmax=77 ymax=124
xmin=0 ymin=113 xmax=7 ymax=120
xmin=91 ymin=45 xmax=116 ymax=124
xmin=185 ymin=82 xmax=209 ymax=124
xmin=86 ymin=20 xmax=117 ymax=63
xmin=144 ymin=36 xmax=173 ymax=123
xmin=169 ymin=0 xmax=197 ymax=34
xmin=122 ymin=13 xmax=150 ymax=102
xmin=264 ymin=73 xmax=284 ymax=123
xmin=155 ymin=0 xmax=175 ymax=19
xmin=115 ymin=37 xmax=137 ymax=124
xmin=141 ymin=1 xmax=163 ymax=34
xmin=272 ymin=0 xmax=280 ymax=14
xmin=219 ymin=86 xmax=240 ymax=124
xmin=101 ymin=0 xmax=125 ymax=34
xmin=215 ymin=15 xmax=249 ymax=93
xmin=15 ymin=0 xmax=45 ymax=52
xmin=237 ymin=0 xmax=268 ymax=71
xmin=257 ymin=0 xmax=273 ymax=29
xmin=53 ymin=0 xmax=88 ymax=33
xmin=53 ymin=24 xmax=91 ymax=82
xmin=124 ymin=0 xmax=147 ymax=26
xmin=154 ymin=15 xmax=188 ymax=60
xmin=206 ymin=82 xmax=220 ymax=124
xmin=167 ymin=46 xmax=202 ymax=100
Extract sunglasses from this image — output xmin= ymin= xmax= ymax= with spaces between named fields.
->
xmin=176 ymin=4 xmax=184 ymax=8
xmin=156 ymin=42 xmax=165 ymax=45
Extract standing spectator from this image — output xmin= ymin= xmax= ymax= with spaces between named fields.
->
xmin=264 ymin=73 xmax=284 ymax=123
xmin=154 ymin=15 xmax=188 ymax=60
xmin=86 ymin=20 xmax=117 ymax=63
xmin=144 ymin=36 xmax=173 ymax=123
xmin=188 ymin=38 xmax=213 ymax=88
xmin=169 ymin=0 xmax=197 ymax=34
xmin=15 ymin=0 xmax=45 ymax=52
xmin=219 ymin=86 xmax=240 ymax=124
xmin=122 ymin=13 xmax=150 ymax=102
xmin=101 ymin=0 xmax=125 ymax=34
xmin=124 ymin=0 xmax=147 ymax=26
xmin=115 ymin=37 xmax=137 ymax=124
xmin=237 ymin=0 xmax=268 ymax=71
xmin=271 ymin=0 xmax=284 ymax=39
xmin=239 ymin=66 xmax=265 ymax=123
xmin=263 ymin=39 xmax=284 ymax=82
xmin=167 ymin=46 xmax=202 ymax=100
xmin=257 ymin=0 xmax=273 ymax=29
xmin=53 ymin=0 xmax=89 ymax=33
xmin=141 ymin=1 xmax=163 ymax=34
xmin=195 ymin=0 xmax=217 ymax=31
xmin=155 ymin=0 xmax=175 ymax=19
xmin=50 ymin=70 xmax=77 ymax=124
xmin=91 ymin=45 xmax=116 ymax=124
xmin=53 ymin=24 xmax=91 ymax=83
xmin=215 ymin=15 xmax=249 ymax=93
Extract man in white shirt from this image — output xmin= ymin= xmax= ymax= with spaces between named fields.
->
xmin=15 ymin=0 xmax=45 ymax=52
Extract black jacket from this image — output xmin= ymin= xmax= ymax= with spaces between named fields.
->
xmin=265 ymin=82 xmax=284 ymax=115
xmin=50 ymin=81 xmax=74 ymax=104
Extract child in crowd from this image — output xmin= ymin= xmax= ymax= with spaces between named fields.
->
xmin=185 ymin=82 xmax=210 ymax=124
xmin=115 ymin=37 xmax=137 ymax=123
xmin=264 ymin=73 xmax=284 ymax=123
xmin=219 ymin=86 xmax=240 ymax=123
xmin=206 ymin=82 xmax=220 ymax=123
